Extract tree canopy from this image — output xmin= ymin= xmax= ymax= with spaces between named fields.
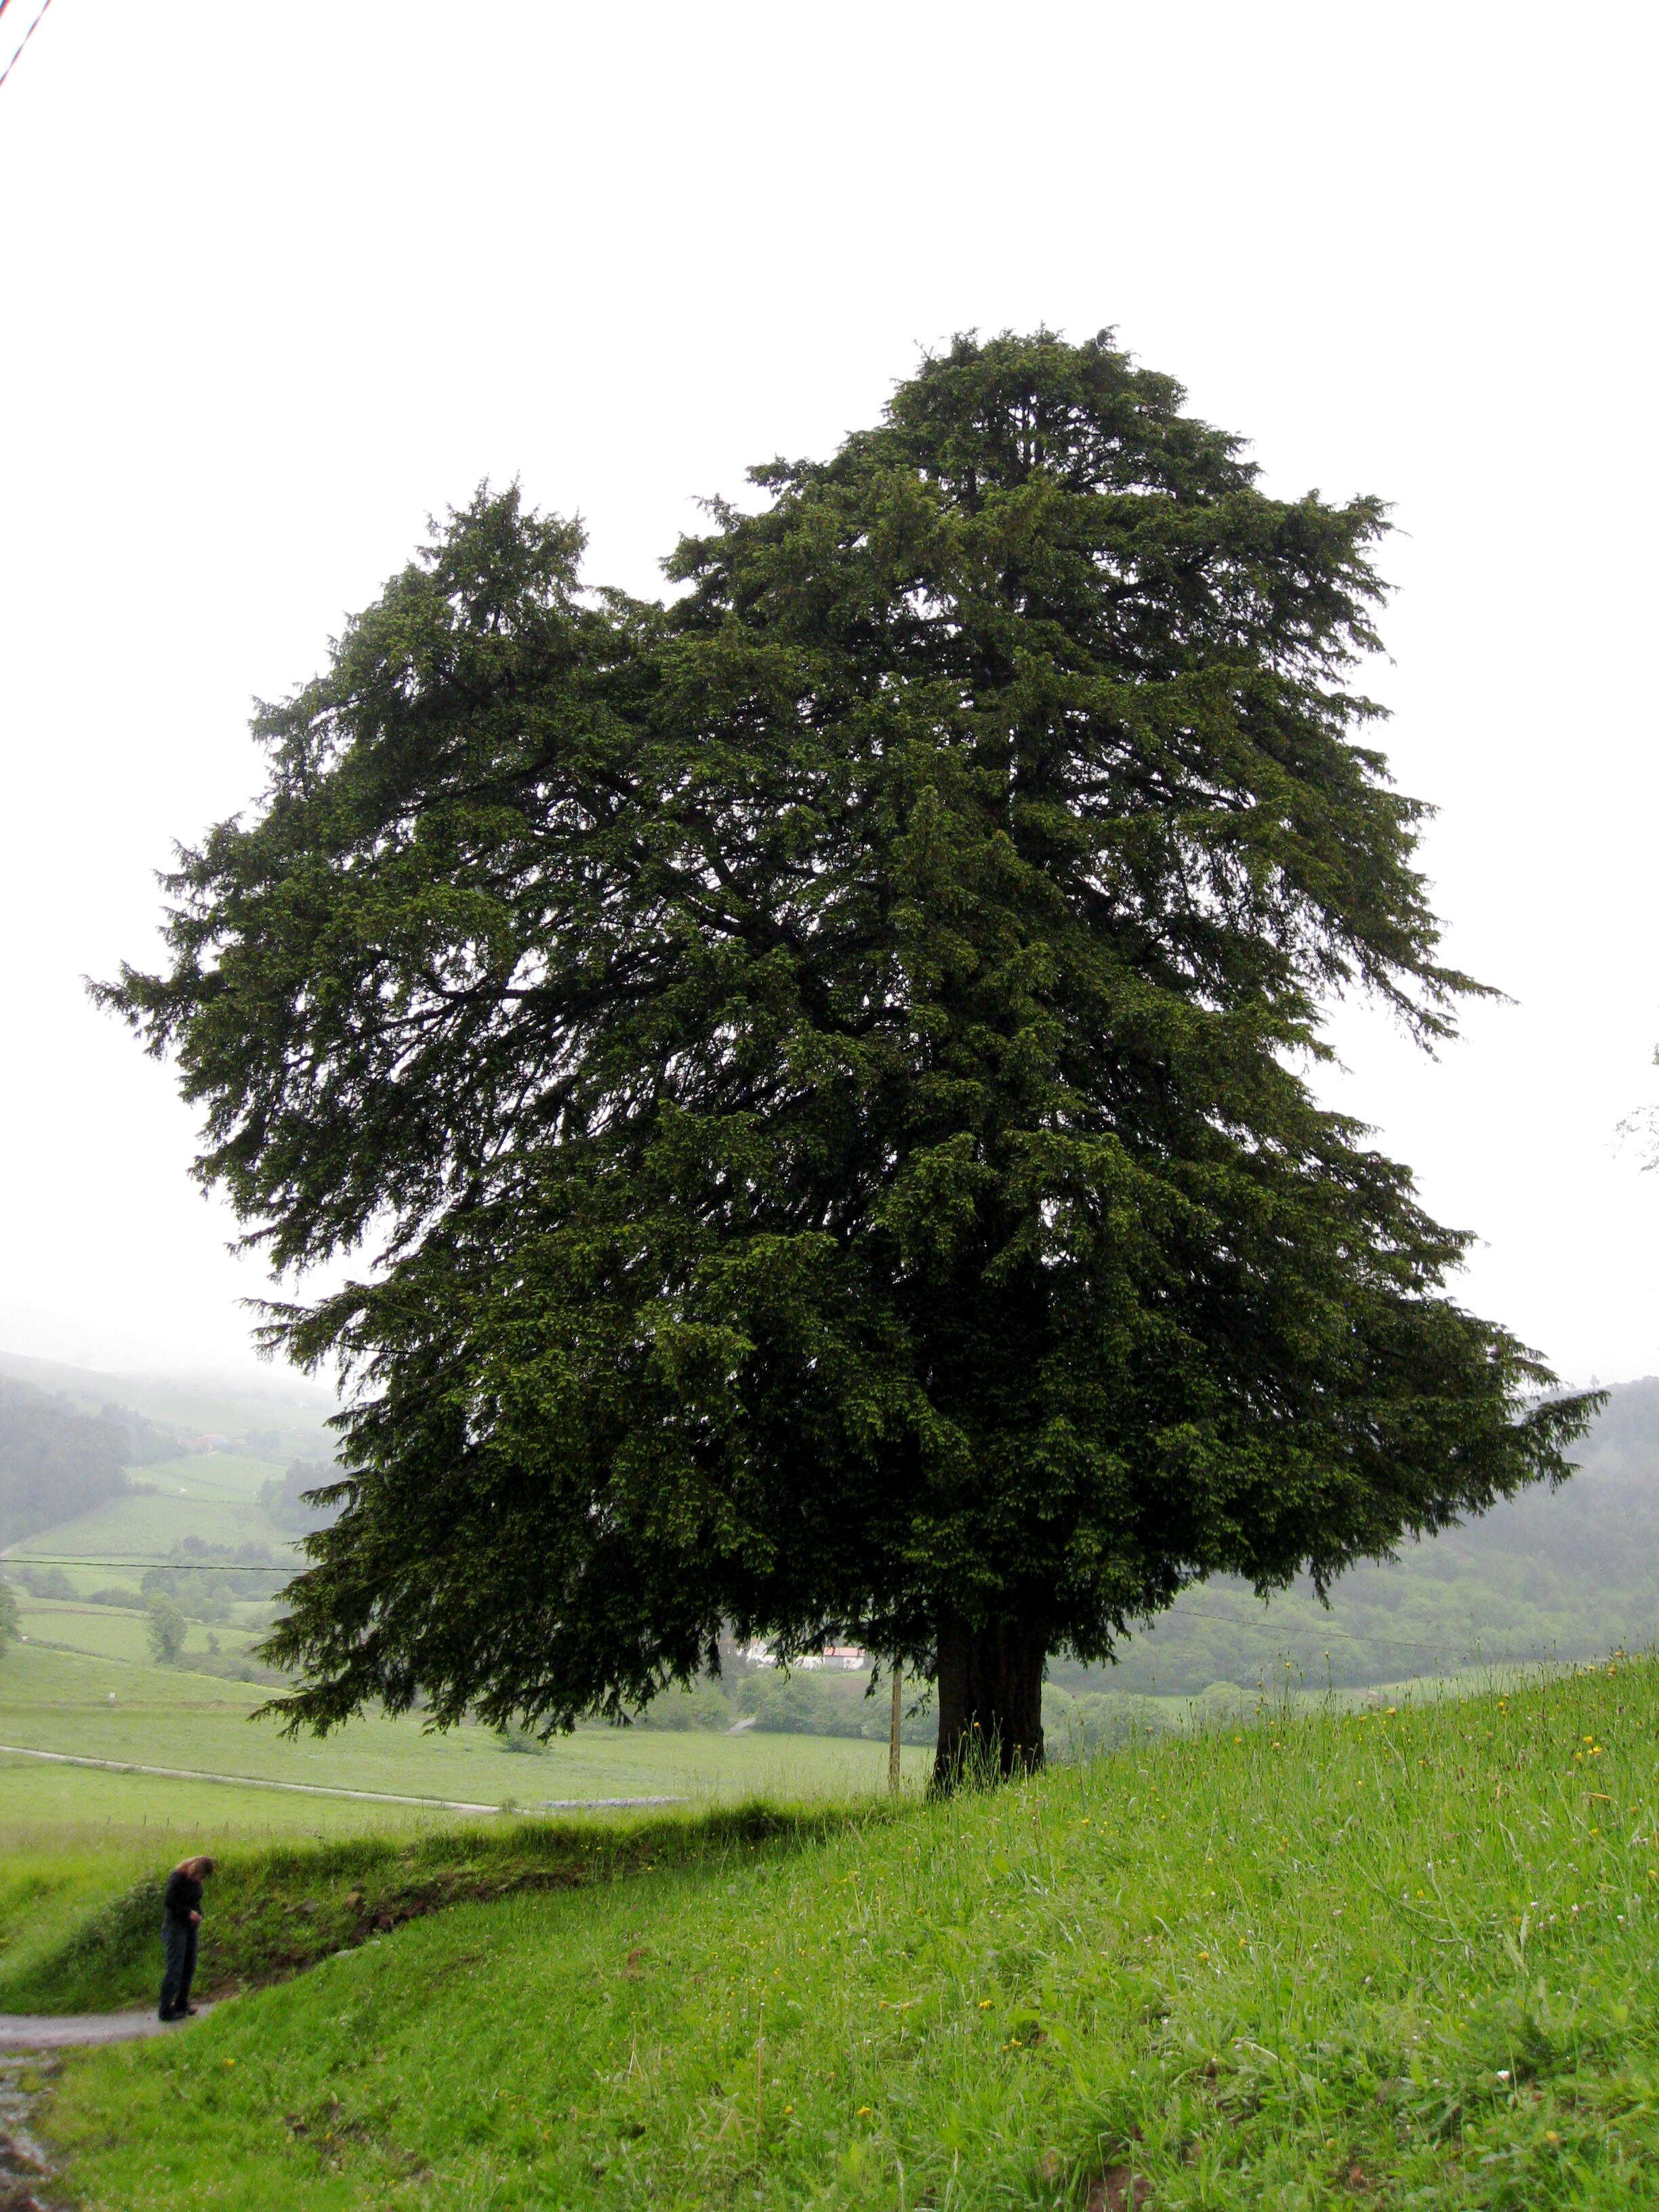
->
xmin=102 ymin=329 xmax=1595 ymax=1782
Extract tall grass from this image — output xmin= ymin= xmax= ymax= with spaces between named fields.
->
xmin=36 ymin=1656 xmax=1659 ymax=2209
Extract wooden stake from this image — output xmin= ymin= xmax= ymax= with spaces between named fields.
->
xmin=888 ymin=1662 xmax=902 ymax=1794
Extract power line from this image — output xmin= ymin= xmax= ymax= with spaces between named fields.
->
xmin=0 ymin=0 xmax=56 ymax=94
xmin=9 ymin=1556 xmax=297 ymax=1574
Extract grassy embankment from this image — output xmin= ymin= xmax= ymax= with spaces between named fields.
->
xmin=0 ymin=1640 xmax=933 ymax=1996
xmin=3 ymin=1801 xmax=866 ymax=2016
xmin=30 ymin=1654 xmax=1658 ymax=2210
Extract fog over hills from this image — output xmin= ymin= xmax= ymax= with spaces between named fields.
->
xmin=0 ymin=1348 xmax=333 ymax=1460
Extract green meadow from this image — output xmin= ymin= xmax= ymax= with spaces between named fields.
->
xmin=17 ymin=1656 xmax=1654 ymax=2209
xmin=12 ymin=1594 xmax=265 ymax=1666
xmin=0 ymin=1642 xmax=931 ymax=1858
xmin=9 ymin=1451 xmax=301 ymax=1600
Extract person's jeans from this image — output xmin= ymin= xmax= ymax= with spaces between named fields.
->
xmin=159 ymin=1917 xmax=199 ymax=2019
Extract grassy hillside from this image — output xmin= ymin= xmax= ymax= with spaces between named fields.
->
xmin=31 ymin=1657 xmax=1657 ymax=2209
xmin=8 ymin=1462 xmax=300 ymax=1600
xmin=2 ymin=1803 xmax=869 ymax=2017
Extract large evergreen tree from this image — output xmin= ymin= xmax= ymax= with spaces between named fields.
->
xmin=103 ymin=331 xmax=1593 ymax=1783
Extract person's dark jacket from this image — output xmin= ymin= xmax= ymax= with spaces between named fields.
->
xmin=162 ymin=1869 xmax=203 ymax=1925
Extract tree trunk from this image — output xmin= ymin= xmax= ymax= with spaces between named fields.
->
xmin=932 ymin=1614 xmax=1047 ymax=1791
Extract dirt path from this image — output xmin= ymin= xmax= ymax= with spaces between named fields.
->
xmin=0 ymin=2003 xmax=222 ymax=2052
xmin=0 ymin=1744 xmax=684 ymax=1815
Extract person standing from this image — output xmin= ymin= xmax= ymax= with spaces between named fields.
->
xmin=158 ymin=1853 xmax=215 ymax=2022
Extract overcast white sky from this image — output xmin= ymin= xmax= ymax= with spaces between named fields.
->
xmin=1 ymin=0 xmax=1654 ymax=1389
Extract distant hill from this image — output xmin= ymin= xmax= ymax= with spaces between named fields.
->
xmin=0 ymin=1376 xmax=131 ymax=1548
xmin=0 ymin=1349 xmax=334 ymax=1462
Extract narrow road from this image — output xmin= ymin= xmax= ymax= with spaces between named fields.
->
xmin=0 ymin=1744 xmax=683 ymax=1814
xmin=0 ymin=2003 xmax=223 ymax=2051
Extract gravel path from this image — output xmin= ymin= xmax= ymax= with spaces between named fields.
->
xmin=0 ymin=2003 xmax=221 ymax=2051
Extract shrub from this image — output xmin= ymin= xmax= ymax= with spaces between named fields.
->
xmin=499 ymin=1727 xmax=550 ymax=1756
xmin=1045 ymin=1689 xmax=1168 ymax=1761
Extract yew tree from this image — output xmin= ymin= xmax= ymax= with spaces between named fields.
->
xmin=104 ymin=331 xmax=1593 ymax=1785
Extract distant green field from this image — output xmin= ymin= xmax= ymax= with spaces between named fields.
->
xmin=0 ymin=1643 xmax=930 ymax=1853
xmin=133 ymin=1450 xmax=291 ymax=1503
xmin=10 ymin=1471 xmax=300 ymax=1599
xmin=14 ymin=1597 xmax=264 ymax=1667
xmin=0 ymin=1757 xmax=478 ymax=1853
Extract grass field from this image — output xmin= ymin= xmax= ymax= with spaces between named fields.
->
xmin=13 ymin=1595 xmax=264 ymax=1666
xmin=8 ymin=1457 xmax=300 ymax=1600
xmin=24 ymin=1654 xmax=1654 ymax=2209
xmin=0 ymin=1643 xmax=931 ymax=1868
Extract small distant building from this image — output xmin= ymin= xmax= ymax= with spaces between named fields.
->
xmin=739 ymin=1643 xmax=866 ymax=1671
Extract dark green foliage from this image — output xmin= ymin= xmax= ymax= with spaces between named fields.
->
xmin=0 ymin=1376 xmax=129 ymax=1546
xmin=1080 ymin=1375 xmax=1659 ymax=1692
xmin=7 ymin=1563 xmax=76 ymax=1600
xmin=255 ymin=1458 xmax=340 ymax=1535
xmin=498 ymin=1724 xmax=550 ymax=1754
xmin=101 ymin=331 xmax=1596 ymax=1782
xmin=0 ymin=1576 xmax=17 ymax=1656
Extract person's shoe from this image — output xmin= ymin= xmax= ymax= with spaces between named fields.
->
xmin=184 ymin=2006 xmax=199 ymax=2016
xmin=159 ymin=2011 xmax=181 ymax=2022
